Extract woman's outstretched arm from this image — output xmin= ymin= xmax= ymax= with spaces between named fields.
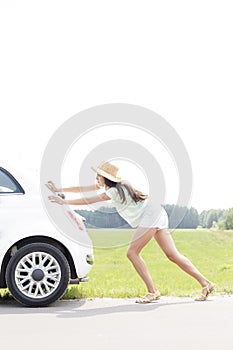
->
xmin=47 ymin=181 xmax=100 ymax=193
xmin=48 ymin=192 xmax=110 ymax=205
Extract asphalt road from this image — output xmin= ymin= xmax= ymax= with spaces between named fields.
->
xmin=1 ymin=295 xmax=233 ymax=350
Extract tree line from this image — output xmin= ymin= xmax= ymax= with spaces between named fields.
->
xmin=76 ymin=205 xmax=233 ymax=229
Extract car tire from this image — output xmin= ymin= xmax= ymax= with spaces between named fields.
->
xmin=6 ymin=243 xmax=70 ymax=307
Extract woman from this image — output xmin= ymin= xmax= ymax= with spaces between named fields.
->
xmin=48 ymin=161 xmax=214 ymax=303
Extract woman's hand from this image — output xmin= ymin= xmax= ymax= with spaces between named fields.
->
xmin=47 ymin=181 xmax=60 ymax=193
xmin=48 ymin=195 xmax=66 ymax=205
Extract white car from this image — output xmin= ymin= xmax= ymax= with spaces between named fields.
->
xmin=0 ymin=166 xmax=94 ymax=307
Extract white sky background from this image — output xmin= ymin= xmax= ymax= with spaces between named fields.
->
xmin=0 ymin=0 xmax=232 ymax=212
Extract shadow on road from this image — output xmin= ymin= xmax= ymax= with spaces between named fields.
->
xmin=56 ymin=298 xmax=214 ymax=319
xmin=0 ymin=296 xmax=216 ymax=317
xmin=0 ymin=298 xmax=86 ymax=314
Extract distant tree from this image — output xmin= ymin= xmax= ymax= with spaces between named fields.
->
xmin=199 ymin=210 xmax=208 ymax=228
xmin=199 ymin=209 xmax=227 ymax=228
xmin=76 ymin=205 xmax=229 ymax=230
xmin=75 ymin=207 xmax=130 ymax=228
xmin=188 ymin=207 xmax=199 ymax=228
xmin=163 ymin=205 xmax=199 ymax=229
xmin=206 ymin=210 xmax=218 ymax=228
xmin=225 ymin=208 xmax=233 ymax=230
xmin=216 ymin=220 xmax=226 ymax=230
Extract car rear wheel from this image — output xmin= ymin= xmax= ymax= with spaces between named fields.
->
xmin=6 ymin=243 xmax=70 ymax=307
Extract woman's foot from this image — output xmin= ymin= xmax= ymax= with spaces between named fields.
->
xmin=195 ymin=283 xmax=215 ymax=301
xmin=136 ymin=292 xmax=161 ymax=304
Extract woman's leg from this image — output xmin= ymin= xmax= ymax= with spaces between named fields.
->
xmin=154 ymin=229 xmax=214 ymax=295
xmin=126 ymin=227 xmax=160 ymax=296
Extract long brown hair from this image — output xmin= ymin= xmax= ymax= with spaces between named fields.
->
xmin=104 ymin=177 xmax=148 ymax=204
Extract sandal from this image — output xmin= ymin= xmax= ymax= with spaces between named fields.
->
xmin=136 ymin=292 xmax=161 ymax=304
xmin=195 ymin=283 xmax=215 ymax=301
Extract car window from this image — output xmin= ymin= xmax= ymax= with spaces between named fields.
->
xmin=0 ymin=168 xmax=24 ymax=194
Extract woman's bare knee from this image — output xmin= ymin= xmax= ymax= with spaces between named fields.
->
xmin=126 ymin=248 xmax=134 ymax=261
xmin=126 ymin=248 xmax=138 ymax=261
xmin=166 ymin=252 xmax=180 ymax=263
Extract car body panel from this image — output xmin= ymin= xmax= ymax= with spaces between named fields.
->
xmin=0 ymin=166 xmax=93 ymax=288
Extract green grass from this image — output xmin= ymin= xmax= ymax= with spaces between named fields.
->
xmin=63 ymin=228 xmax=233 ymax=299
xmin=1 ymin=229 xmax=233 ymax=301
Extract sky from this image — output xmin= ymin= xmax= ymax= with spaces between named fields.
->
xmin=0 ymin=0 xmax=232 ymax=213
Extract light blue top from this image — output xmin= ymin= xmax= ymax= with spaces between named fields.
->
xmin=105 ymin=187 xmax=148 ymax=228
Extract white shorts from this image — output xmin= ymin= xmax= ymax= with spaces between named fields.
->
xmin=138 ymin=203 xmax=169 ymax=229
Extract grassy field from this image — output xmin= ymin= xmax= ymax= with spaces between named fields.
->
xmin=1 ymin=229 xmax=233 ymax=300
xmin=64 ymin=228 xmax=233 ymax=299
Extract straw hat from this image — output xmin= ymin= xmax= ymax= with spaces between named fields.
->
xmin=91 ymin=162 xmax=122 ymax=182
